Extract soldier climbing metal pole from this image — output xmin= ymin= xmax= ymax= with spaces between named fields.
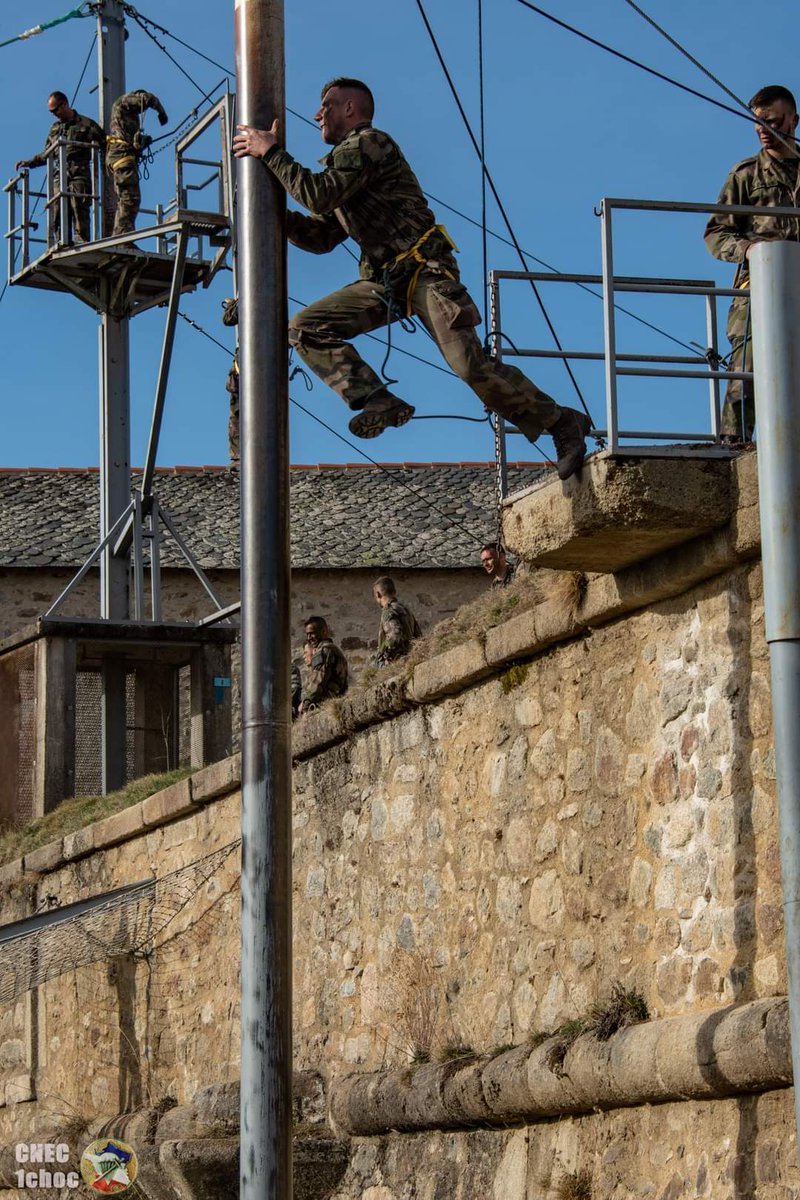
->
xmin=234 ymin=2 xmax=292 ymax=1198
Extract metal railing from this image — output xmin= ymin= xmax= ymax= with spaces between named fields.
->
xmin=490 ymin=196 xmax=800 ymax=466
xmin=4 ymin=94 xmax=234 ymax=278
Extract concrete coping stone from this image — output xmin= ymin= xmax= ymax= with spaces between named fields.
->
xmin=329 ymin=998 xmax=791 ymax=1136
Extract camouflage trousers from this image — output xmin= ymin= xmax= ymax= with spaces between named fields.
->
xmin=288 ymin=272 xmax=561 ymax=433
xmin=52 ymin=171 xmax=91 ymax=244
xmin=722 ymin=294 xmax=754 ymax=439
xmin=225 ymin=356 xmax=240 ymax=464
xmin=109 ymin=162 xmax=141 ymax=236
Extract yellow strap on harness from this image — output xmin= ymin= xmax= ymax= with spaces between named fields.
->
xmin=383 ymin=223 xmax=459 ymax=316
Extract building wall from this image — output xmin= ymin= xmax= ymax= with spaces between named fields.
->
xmin=0 ymin=564 xmax=485 ymax=676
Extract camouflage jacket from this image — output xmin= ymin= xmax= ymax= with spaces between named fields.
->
xmin=27 ymin=111 xmax=104 ymax=175
xmin=107 ymin=90 xmax=167 ymax=168
xmin=303 ymin=639 xmax=348 ymax=706
xmin=262 ymin=122 xmax=458 ymax=282
xmin=376 ymin=600 xmax=422 ymax=665
xmin=491 ymin=561 xmax=517 ymax=589
xmin=705 ymin=150 xmax=800 ymax=286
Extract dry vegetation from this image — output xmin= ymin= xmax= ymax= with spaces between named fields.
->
xmin=0 ymin=768 xmax=192 ymax=867
xmin=349 ymin=566 xmax=589 ymax=696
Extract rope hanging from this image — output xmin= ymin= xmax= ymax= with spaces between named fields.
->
xmin=0 ymin=4 xmax=90 ymax=51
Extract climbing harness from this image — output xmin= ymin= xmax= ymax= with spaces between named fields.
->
xmin=382 ymin=223 xmax=459 ymax=316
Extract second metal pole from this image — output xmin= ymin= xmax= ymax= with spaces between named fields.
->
xmin=751 ymin=239 xmax=800 ymax=1157
xmin=234 ymin=1 xmax=292 ymax=1197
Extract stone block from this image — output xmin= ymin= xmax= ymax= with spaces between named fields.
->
xmin=23 ymin=840 xmax=64 ymax=875
xmin=92 ymin=803 xmax=146 ymax=850
xmin=503 ymin=453 xmax=732 ymax=572
xmin=292 ymin=708 xmax=347 ymax=762
xmin=411 ymin=640 xmax=489 ymax=702
xmin=485 ymin=609 xmax=537 ymax=667
xmin=62 ymin=825 xmax=94 ymax=862
xmin=190 ymin=754 xmax=242 ymax=804
xmin=341 ymin=675 xmax=412 ymax=730
xmin=0 ymin=858 xmax=24 ymax=891
xmin=142 ymin=778 xmax=195 ymax=827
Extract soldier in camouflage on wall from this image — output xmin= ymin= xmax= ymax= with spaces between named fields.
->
xmin=298 ymin=616 xmax=348 ymax=714
xmin=373 ymin=577 xmax=422 ymax=667
xmin=107 ymin=90 xmax=169 ymax=235
xmin=221 ymin=298 xmax=240 ymax=465
xmin=232 ymin=77 xmax=591 ymax=481
xmin=705 ymin=84 xmax=800 ymax=441
xmin=16 ymin=91 xmax=103 ymax=245
xmin=480 ymin=543 xmax=516 ymax=588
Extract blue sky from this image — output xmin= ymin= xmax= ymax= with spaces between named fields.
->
xmin=0 ymin=0 xmax=796 ymax=468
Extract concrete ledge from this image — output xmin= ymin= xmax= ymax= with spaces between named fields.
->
xmin=329 ymin=998 xmax=791 ymax=1135
xmin=504 ymin=452 xmax=734 ymax=573
xmin=142 ymin=778 xmax=195 ymax=827
xmin=0 ymin=858 xmax=25 ymax=889
xmin=410 ymin=639 xmax=490 ymax=703
xmin=340 ymin=674 xmax=413 ymax=731
xmin=62 ymin=825 xmax=95 ymax=862
xmin=23 ymin=840 xmax=64 ymax=875
xmin=91 ymin=802 xmax=146 ymax=851
xmin=191 ymin=754 xmax=242 ymax=805
xmin=292 ymin=707 xmax=348 ymax=762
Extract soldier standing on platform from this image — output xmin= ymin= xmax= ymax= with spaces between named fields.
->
xmin=15 ymin=91 xmax=104 ymax=244
xmin=705 ymin=84 xmax=800 ymax=441
xmin=107 ymin=89 xmax=169 ymax=235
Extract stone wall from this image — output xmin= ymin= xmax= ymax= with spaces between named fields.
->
xmin=0 ymin=452 xmax=795 ymax=1197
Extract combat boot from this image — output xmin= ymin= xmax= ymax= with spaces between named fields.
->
xmin=548 ymin=407 xmax=592 ymax=481
xmin=349 ymin=390 xmax=415 ymax=439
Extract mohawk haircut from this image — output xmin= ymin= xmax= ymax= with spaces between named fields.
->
xmin=320 ymin=77 xmax=375 ymax=120
xmin=749 ymin=84 xmax=797 ymax=113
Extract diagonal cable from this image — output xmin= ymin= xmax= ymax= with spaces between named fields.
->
xmin=414 ymin=0 xmax=591 ymax=420
xmin=513 ymin=0 xmax=753 ymax=123
xmin=620 ymin=0 xmax=800 ymax=158
xmin=176 ymin=311 xmax=550 ymax=536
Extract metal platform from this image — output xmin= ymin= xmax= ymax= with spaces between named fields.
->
xmin=8 ymin=213 xmax=229 ymax=316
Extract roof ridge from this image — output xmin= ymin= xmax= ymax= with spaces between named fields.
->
xmin=0 ymin=461 xmax=549 ymax=474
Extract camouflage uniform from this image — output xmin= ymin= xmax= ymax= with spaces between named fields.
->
xmin=261 ymin=124 xmax=561 ymax=433
xmin=705 ymin=150 xmax=800 ymax=437
xmin=107 ymin=90 xmax=168 ymax=235
xmin=302 ymin=638 xmax=348 ymax=707
xmin=291 ymin=661 xmax=302 ymax=719
xmin=491 ymin=560 xmax=516 ymax=589
xmin=376 ymin=599 xmax=422 ymax=666
xmin=222 ymin=299 xmax=240 ymax=464
xmin=25 ymin=110 xmax=103 ymax=243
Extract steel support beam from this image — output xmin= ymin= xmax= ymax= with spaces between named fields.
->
xmin=235 ymin=1 xmax=291 ymax=1197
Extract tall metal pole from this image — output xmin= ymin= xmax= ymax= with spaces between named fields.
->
xmin=97 ymin=0 xmax=130 ymax=790
xmin=234 ymin=2 xmax=291 ymax=1197
xmin=750 ymin=239 xmax=800 ymax=1156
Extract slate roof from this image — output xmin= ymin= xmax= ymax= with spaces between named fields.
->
xmin=0 ymin=463 xmax=547 ymax=570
